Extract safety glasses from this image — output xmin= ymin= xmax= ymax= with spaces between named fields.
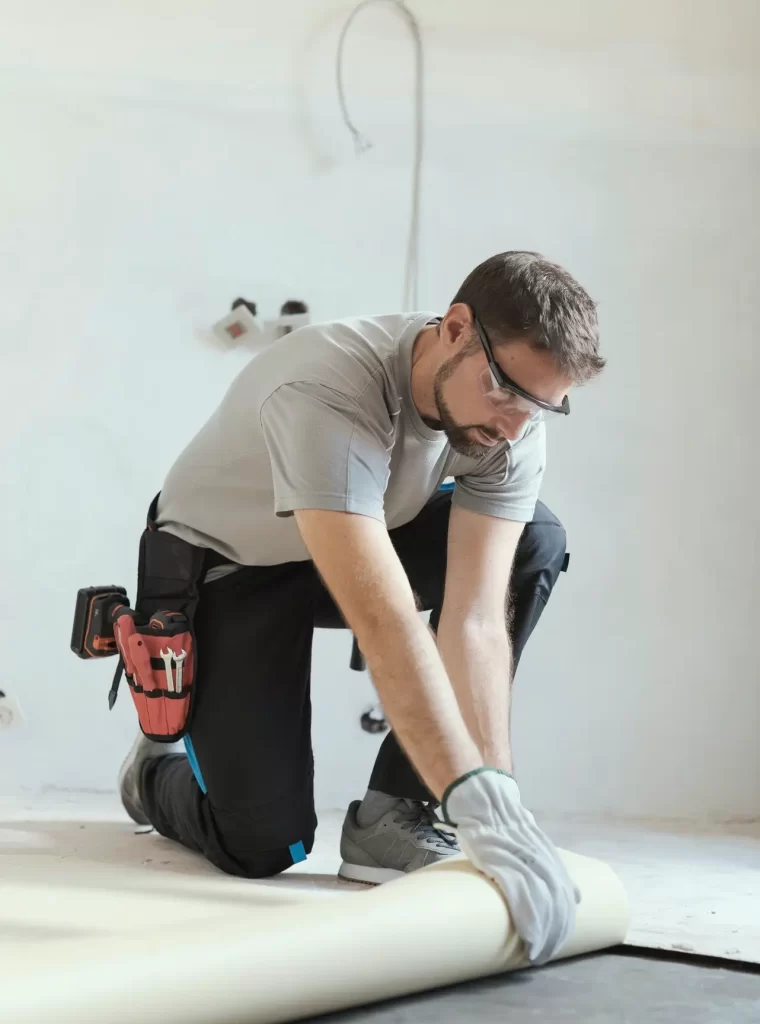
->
xmin=473 ymin=314 xmax=570 ymax=418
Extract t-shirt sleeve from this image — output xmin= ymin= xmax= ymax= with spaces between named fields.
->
xmin=259 ymin=381 xmax=392 ymax=522
xmin=452 ymin=421 xmax=546 ymax=522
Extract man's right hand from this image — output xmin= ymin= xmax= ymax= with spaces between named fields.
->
xmin=442 ymin=767 xmax=578 ymax=965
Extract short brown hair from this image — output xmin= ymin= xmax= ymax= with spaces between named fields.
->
xmin=451 ymin=251 xmax=605 ymax=383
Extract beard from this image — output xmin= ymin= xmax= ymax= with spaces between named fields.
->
xmin=425 ymin=353 xmax=501 ymax=459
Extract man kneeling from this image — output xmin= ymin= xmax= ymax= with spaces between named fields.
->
xmin=119 ymin=251 xmax=604 ymax=964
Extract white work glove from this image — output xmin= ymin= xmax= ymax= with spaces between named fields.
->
xmin=441 ymin=767 xmax=578 ymax=965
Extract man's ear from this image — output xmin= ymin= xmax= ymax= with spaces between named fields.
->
xmin=442 ymin=303 xmax=474 ymax=350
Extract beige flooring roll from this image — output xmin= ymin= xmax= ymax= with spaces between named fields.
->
xmin=2 ymin=849 xmax=629 ymax=1024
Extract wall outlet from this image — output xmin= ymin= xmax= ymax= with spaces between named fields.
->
xmin=0 ymin=691 xmax=24 ymax=729
xmin=211 ymin=305 xmax=262 ymax=350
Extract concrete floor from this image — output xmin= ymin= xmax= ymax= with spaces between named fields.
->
xmin=317 ymin=952 xmax=760 ymax=1024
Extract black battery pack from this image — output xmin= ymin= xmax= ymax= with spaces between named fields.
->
xmin=71 ymin=586 xmax=129 ymax=659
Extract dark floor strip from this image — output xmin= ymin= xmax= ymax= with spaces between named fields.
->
xmin=618 ymin=943 xmax=760 ymax=975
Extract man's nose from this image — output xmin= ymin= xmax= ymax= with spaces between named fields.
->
xmin=494 ymin=410 xmax=531 ymax=441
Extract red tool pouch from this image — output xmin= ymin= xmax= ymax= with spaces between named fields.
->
xmin=107 ymin=493 xmax=212 ymax=743
xmin=113 ymin=607 xmax=195 ymax=743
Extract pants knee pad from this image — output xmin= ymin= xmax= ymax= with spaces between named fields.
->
xmin=217 ymin=831 xmax=316 ymax=880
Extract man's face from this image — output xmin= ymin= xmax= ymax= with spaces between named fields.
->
xmin=430 ymin=324 xmax=573 ymax=458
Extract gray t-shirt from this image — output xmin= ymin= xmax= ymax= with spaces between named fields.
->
xmin=157 ymin=312 xmax=546 ymax=567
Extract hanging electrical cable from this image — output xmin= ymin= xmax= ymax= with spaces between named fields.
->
xmin=336 ymin=1 xmax=424 ymax=310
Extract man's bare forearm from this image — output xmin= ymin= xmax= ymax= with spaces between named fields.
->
xmin=358 ymin=612 xmax=484 ymax=799
xmin=436 ymin=614 xmax=514 ymax=773
xmin=294 ymin=508 xmax=483 ymax=801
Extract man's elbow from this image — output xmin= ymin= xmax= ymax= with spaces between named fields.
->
xmin=441 ymin=609 xmax=509 ymax=642
xmin=353 ymin=600 xmax=424 ymax=661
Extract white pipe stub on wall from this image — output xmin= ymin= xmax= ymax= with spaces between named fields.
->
xmin=264 ymin=312 xmax=310 ymax=338
xmin=0 ymin=690 xmax=24 ymax=729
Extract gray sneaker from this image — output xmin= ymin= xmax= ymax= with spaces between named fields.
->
xmin=118 ymin=734 xmax=169 ymax=825
xmin=338 ymin=798 xmax=459 ymax=884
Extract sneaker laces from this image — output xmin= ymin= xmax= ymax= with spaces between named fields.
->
xmin=392 ymin=799 xmax=459 ymax=849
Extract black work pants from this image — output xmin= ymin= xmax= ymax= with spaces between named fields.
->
xmin=141 ymin=492 xmax=567 ymax=879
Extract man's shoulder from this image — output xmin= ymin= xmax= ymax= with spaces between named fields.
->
xmin=248 ymin=311 xmax=435 ymax=397
xmin=295 ymin=311 xmax=430 ymax=350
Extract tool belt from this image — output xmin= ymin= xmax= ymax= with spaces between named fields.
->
xmin=71 ymin=494 xmax=219 ymax=743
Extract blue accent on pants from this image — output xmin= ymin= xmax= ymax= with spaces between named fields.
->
xmin=289 ymin=841 xmax=307 ymax=864
xmin=183 ymin=735 xmax=207 ymax=794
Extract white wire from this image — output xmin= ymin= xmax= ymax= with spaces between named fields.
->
xmin=336 ymin=0 xmax=424 ymax=310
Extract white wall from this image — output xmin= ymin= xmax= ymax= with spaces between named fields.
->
xmin=1 ymin=0 xmax=757 ymax=820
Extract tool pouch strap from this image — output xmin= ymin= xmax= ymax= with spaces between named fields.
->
xmin=137 ymin=494 xmax=208 ymax=621
xmin=114 ymin=493 xmax=213 ymax=743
